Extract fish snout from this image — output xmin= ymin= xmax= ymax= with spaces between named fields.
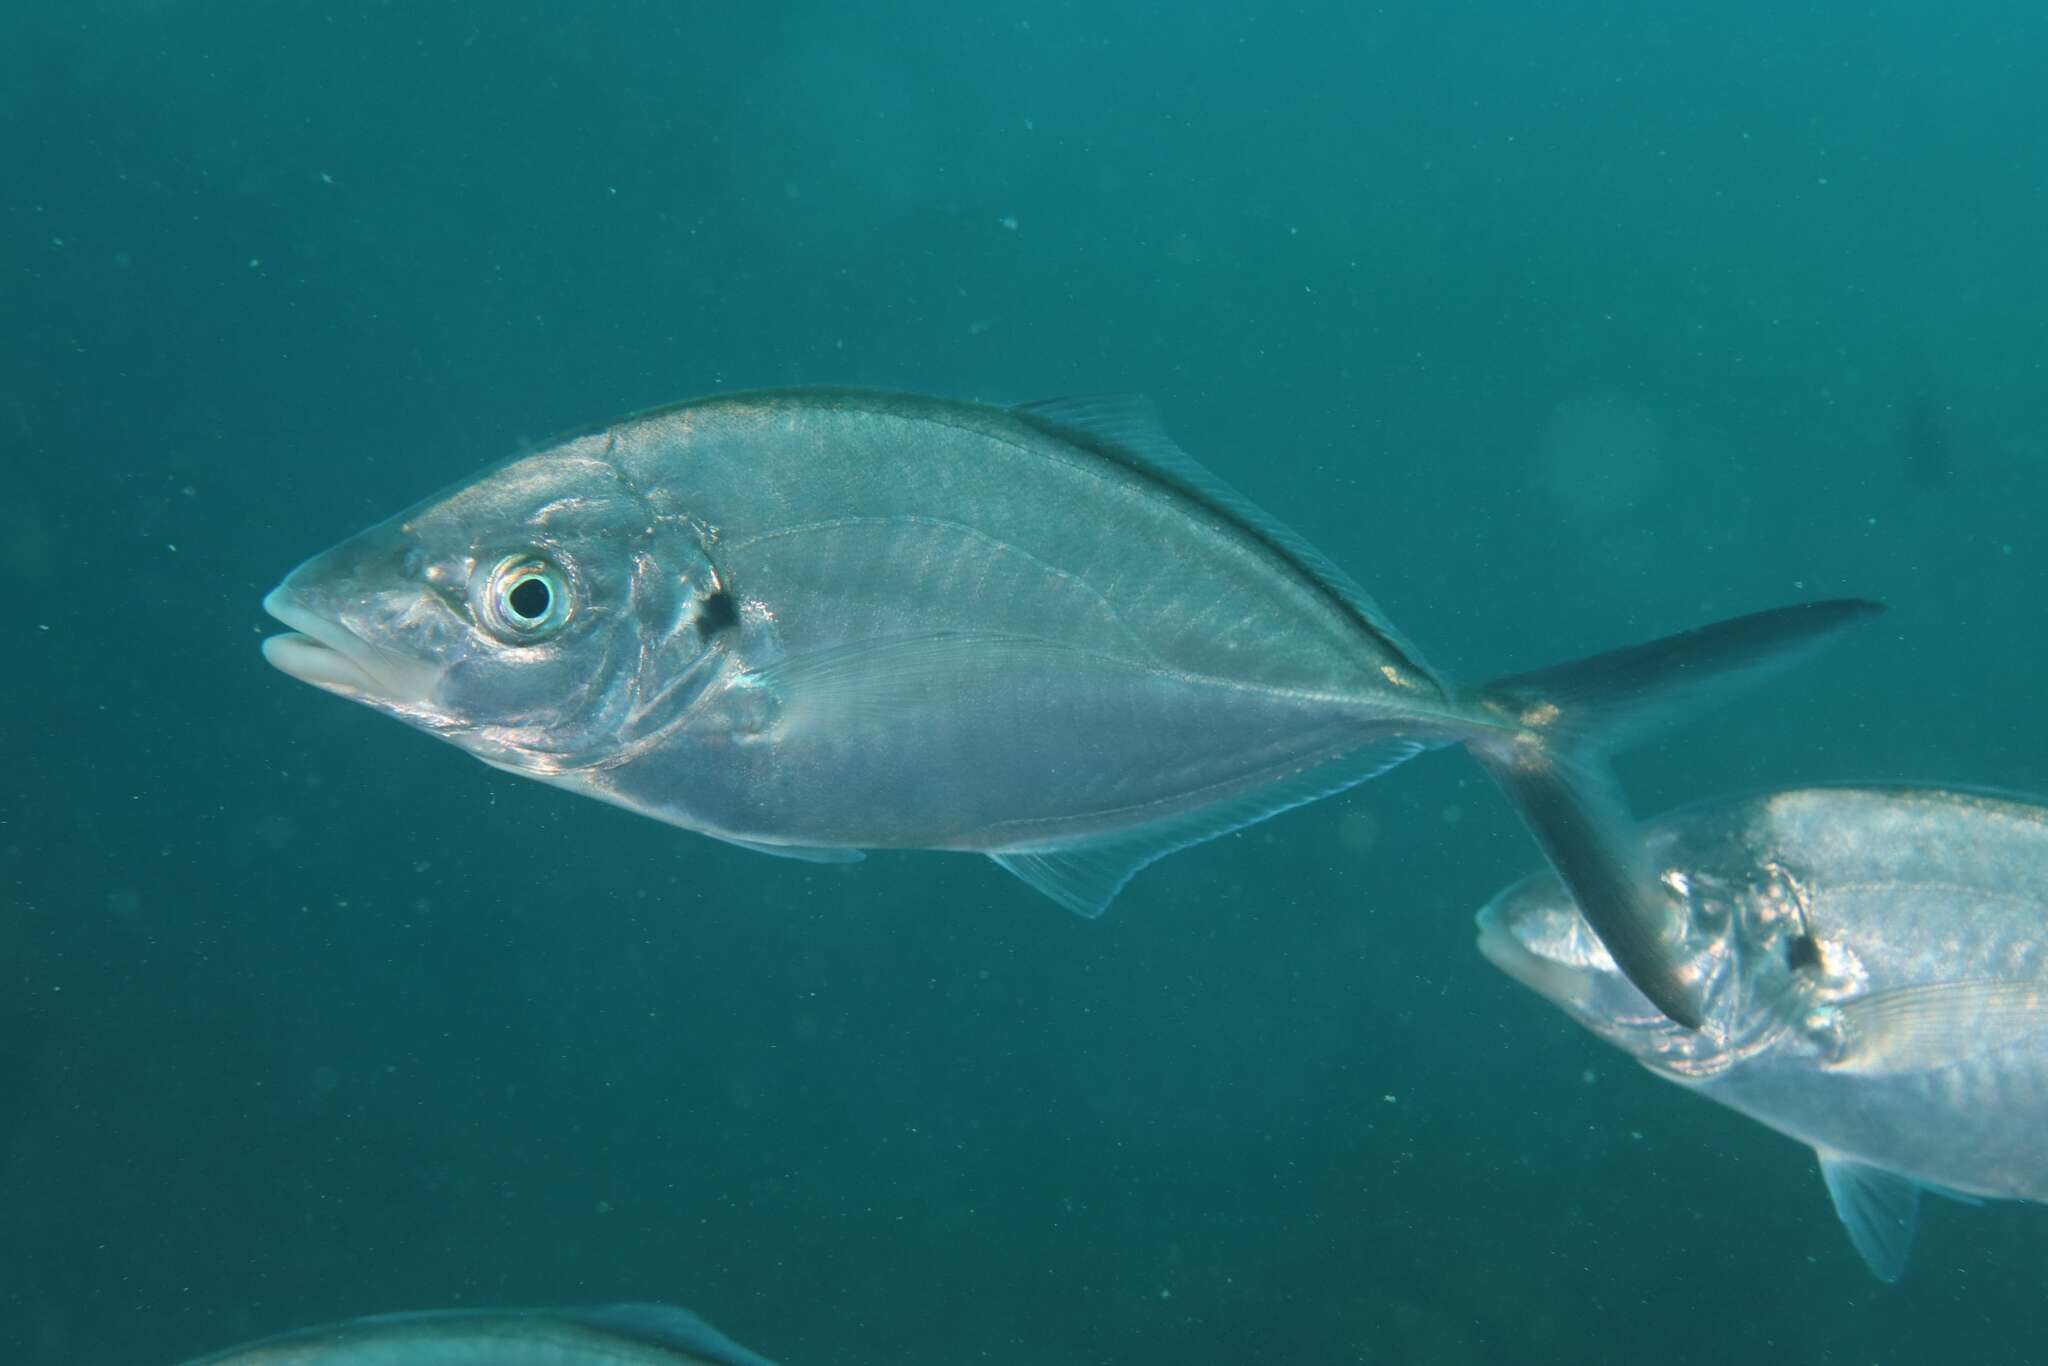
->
xmin=261 ymin=538 xmax=447 ymax=711
xmin=1474 ymin=890 xmax=1608 ymax=1011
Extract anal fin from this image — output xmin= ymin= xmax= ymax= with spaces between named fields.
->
xmin=993 ymin=846 xmax=1146 ymax=919
xmin=991 ymin=738 xmax=1429 ymax=917
xmin=711 ymin=833 xmax=866 ymax=864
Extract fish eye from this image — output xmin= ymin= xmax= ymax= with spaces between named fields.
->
xmin=480 ymin=553 xmax=572 ymax=641
xmin=508 ymin=575 xmax=551 ymax=619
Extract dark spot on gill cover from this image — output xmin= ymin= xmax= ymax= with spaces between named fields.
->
xmin=1786 ymin=932 xmax=1821 ymax=972
xmin=696 ymin=588 xmax=738 ymax=638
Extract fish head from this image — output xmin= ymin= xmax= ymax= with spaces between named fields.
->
xmin=263 ymin=442 xmax=731 ymax=774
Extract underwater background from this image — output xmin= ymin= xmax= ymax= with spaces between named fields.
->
xmin=4 ymin=3 xmax=2046 ymax=1363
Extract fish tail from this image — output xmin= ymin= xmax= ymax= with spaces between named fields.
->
xmin=1464 ymin=599 xmax=1885 ymax=1027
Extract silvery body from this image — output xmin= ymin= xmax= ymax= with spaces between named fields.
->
xmin=1479 ymin=786 xmax=2048 ymax=1281
xmin=175 ymin=1303 xmax=775 ymax=1365
xmin=264 ymin=388 xmax=1872 ymax=1023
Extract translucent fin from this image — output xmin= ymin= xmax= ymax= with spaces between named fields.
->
xmin=740 ymin=632 xmax=1093 ymax=728
xmin=1471 ymin=743 xmax=1700 ymax=1026
xmin=710 ymin=834 xmax=865 ymax=864
xmin=1014 ymin=394 xmax=1438 ymax=681
xmin=1827 ymin=980 xmax=2048 ymax=1075
xmin=1479 ymin=598 xmax=1885 ymax=752
xmin=178 ymin=1306 xmax=780 ymax=1366
xmin=559 ymin=1304 xmax=781 ymax=1366
xmin=1470 ymin=599 xmax=1887 ymax=1029
xmin=992 ymin=738 xmax=1429 ymax=917
xmin=994 ymin=846 xmax=1148 ymax=920
xmin=1817 ymin=1150 xmax=1921 ymax=1283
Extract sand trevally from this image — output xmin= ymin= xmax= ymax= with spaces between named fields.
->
xmin=261 ymin=387 xmax=1877 ymax=1025
xmin=174 ymin=1302 xmax=776 ymax=1364
xmin=1478 ymin=786 xmax=2048 ymax=1281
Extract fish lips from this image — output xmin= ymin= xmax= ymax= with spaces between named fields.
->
xmin=262 ymin=583 xmax=444 ymax=712
xmin=1475 ymin=900 xmax=1602 ymax=1010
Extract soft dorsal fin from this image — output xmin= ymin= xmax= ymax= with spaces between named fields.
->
xmin=1013 ymin=394 xmax=1437 ymax=681
xmin=176 ymin=1305 xmax=780 ymax=1366
xmin=560 ymin=1303 xmax=781 ymax=1365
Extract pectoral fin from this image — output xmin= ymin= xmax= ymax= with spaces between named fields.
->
xmin=739 ymin=632 xmax=1102 ymax=728
xmin=1817 ymin=1150 xmax=1920 ymax=1283
xmin=1827 ymin=980 xmax=2048 ymax=1075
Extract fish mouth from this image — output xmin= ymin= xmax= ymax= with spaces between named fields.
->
xmin=1476 ymin=903 xmax=1597 ymax=1008
xmin=1474 ymin=907 xmax=1532 ymax=978
xmin=261 ymin=585 xmax=441 ymax=709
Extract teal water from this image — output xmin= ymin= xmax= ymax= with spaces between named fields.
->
xmin=4 ymin=4 xmax=2045 ymax=1363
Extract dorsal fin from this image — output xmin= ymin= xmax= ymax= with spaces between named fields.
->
xmin=175 ymin=1305 xmax=780 ymax=1366
xmin=560 ymin=1303 xmax=781 ymax=1365
xmin=1013 ymin=394 xmax=1438 ymax=683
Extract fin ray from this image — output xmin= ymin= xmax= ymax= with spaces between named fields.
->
xmin=1817 ymin=1151 xmax=1921 ymax=1283
xmin=993 ymin=738 xmax=1430 ymax=916
xmin=561 ymin=1304 xmax=781 ymax=1366
xmin=1481 ymin=599 xmax=1884 ymax=752
xmin=1014 ymin=394 xmax=1438 ymax=680
xmin=740 ymin=632 xmax=1096 ymax=728
xmin=711 ymin=834 xmax=865 ymax=864
xmin=1827 ymin=980 xmax=2048 ymax=1074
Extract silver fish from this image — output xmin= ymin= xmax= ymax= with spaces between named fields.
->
xmin=1478 ymin=785 xmax=2048 ymax=1281
xmin=263 ymin=388 xmax=1875 ymax=1024
xmin=175 ymin=1302 xmax=776 ymax=1364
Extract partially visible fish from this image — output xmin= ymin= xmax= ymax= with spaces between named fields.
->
xmin=175 ymin=1302 xmax=776 ymax=1365
xmin=1478 ymin=786 xmax=2048 ymax=1281
xmin=262 ymin=387 xmax=1879 ymax=1025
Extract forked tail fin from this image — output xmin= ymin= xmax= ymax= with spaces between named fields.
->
xmin=1467 ymin=599 xmax=1885 ymax=1027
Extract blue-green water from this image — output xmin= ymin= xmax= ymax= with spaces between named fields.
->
xmin=5 ymin=4 xmax=2045 ymax=1363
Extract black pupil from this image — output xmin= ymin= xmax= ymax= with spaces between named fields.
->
xmin=507 ymin=575 xmax=551 ymax=621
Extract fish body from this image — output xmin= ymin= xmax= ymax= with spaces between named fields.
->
xmin=264 ymin=387 xmax=1875 ymax=1020
xmin=176 ymin=1303 xmax=776 ymax=1365
xmin=266 ymin=391 xmax=1451 ymax=855
xmin=1478 ymin=786 xmax=2048 ymax=1280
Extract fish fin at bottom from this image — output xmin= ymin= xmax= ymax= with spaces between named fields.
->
xmin=1816 ymin=1148 xmax=1921 ymax=1283
xmin=710 ymin=834 xmax=866 ymax=864
xmin=991 ymin=738 xmax=1430 ymax=917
